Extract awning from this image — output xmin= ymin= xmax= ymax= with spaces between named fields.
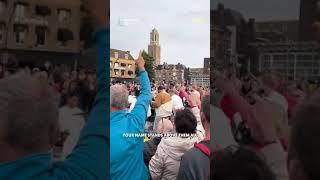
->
xmin=35 ymin=5 xmax=51 ymax=16
xmin=57 ymin=29 xmax=74 ymax=42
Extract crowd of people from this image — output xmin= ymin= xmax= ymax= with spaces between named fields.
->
xmin=110 ymin=36 xmax=320 ymax=180
xmin=0 ymin=62 xmax=98 ymax=160
xmin=110 ymin=53 xmax=211 ymax=180
xmin=0 ymin=0 xmax=109 ymax=178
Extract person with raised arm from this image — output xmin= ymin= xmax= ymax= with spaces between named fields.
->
xmin=110 ymin=51 xmax=152 ymax=180
xmin=0 ymin=0 xmax=109 ymax=179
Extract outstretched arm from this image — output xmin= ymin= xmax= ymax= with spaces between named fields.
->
xmin=130 ymin=52 xmax=152 ymax=131
xmin=55 ymin=1 xmax=109 ymax=179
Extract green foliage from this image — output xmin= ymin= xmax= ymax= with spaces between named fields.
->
xmin=136 ymin=50 xmax=155 ymax=80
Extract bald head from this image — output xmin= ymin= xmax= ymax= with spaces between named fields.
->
xmin=0 ymin=72 xmax=58 ymax=153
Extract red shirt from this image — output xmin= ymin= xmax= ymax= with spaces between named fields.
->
xmin=220 ymin=94 xmax=237 ymax=122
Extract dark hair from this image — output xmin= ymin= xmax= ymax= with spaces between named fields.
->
xmin=201 ymin=95 xmax=210 ymax=122
xmin=53 ymin=71 xmax=64 ymax=84
xmin=158 ymin=86 xmax=165 ymax=91
xmin=212 ymin=145 xmax=275 ymax=180
xmin=174 ymin=109 xmax=197 ymax=134
xmin=289 ymin=94 xmax=320 ymax=180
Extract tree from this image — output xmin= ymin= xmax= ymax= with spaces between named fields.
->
xmin=136 ymin=50 xmax=155 ymax=80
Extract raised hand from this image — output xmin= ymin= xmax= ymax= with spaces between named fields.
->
xmin=135 ymin=51 xmax=145 ymax=71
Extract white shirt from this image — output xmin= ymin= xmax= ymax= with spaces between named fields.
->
xmin=58 ymin=106 xmax=85 ymax=159
xmin=128 ymin=95 xmax=151 ymax=117
xmin=266 ymin=91 xmax=288 ymax=113
xmin=171 ymin=94 xmax=184 ymax=112
xmin=194 ymin=90 xmax=201 ymax=99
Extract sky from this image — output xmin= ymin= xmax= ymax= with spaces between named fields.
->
xmin=213 ymin=0 xmax=300 ymax=21
xmin=111 ymin=0 xmax=210 ymax=68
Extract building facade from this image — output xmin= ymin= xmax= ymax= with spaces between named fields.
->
xmin=255 ymin=20 xmax=299 ymax=42
xmin=110 ymin=48 xmax=136 ymax=81
xmin=148 ymin=28 xmax=161 ymax=65
xmin=252 ymin=42 xmax=320 ymax=80
xmin=203 ymin=57 xmax=210 ymax=74
xmin=155 ymin=63 xmax=185 ymax=84
xmin=212 ymin=3 xmax=255 ymax=73
xmin=0 ymin=0 xmax=81 ymax=65
xmin=299 ymin=0 xmax=318 ymax=41
xmin=187 ymin=68 xmax=210 ymax=87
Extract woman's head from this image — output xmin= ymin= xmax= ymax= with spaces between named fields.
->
xmin=174 ymin=109 xmax=197 ymax=134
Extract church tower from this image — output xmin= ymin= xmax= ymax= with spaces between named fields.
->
xmin=148 ymin=28 xmax=161 ymax=65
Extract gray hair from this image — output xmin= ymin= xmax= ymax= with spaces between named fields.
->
xmin=0 ymin=72 xmax=58 ymax=152
xmin=110 ymin=84 xmax=129 ymax=110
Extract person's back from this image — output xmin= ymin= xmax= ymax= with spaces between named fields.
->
xmin=177 ymin=95 xmax=211 ymax=180
xmin=177 ymin=141 xmax=210 ymax=180
xmin=149 ymin=109 xmax=199 ymax=180
xmin=144 ymin=118 xmax=173 ymax=167
xmin=58 ymin=97 xmax=85 ymax=159
xmin=110 ymin=53 xmax=151 ymax=179
xmin=172 ymin=94 xmax=184 ymax=112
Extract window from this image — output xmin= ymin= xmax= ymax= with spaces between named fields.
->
xmin=57 ymin=28 xmax=73 ymax=46
xmin=57 ymin=9 xmax=71 ymax=23
xmin=35 ymin=26 xmax=46 ymax=46
xmin=114 ymin=70 xmax=119 ymax=75
xmin=128 ymin=64 xmax=132 ymax=69
xmin=15 ymin=3 xmax=27 ymax=18
xmin=35 ymin=5 xmax=51 ymax=16
xmin=14 ymin=24 xmax=28 ymax=44
xmin=121 ymin=63 xmax=126 ymax=67
xmin=128 ymin=71 xmax=133 ymax=76
xmin=114 ymin=62 xmax=119 ymax=68
xmin=0 ymin=1 xmax=6 ymax=14
xmin=0 ymin=23 xmax=5 ymax=43
xmin=114 ymin=52 xmax=118 ymax=59
xmin=121 ymin=70 xmax=125 ymax=76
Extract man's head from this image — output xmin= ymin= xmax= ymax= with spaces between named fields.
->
xmin=288 ymin=94 xmax=320 ymax=180
xmin=168 ymin=88 xmax=178 ymax=96
xmin=200 ymin=94 xmax=210 ymax=133
xmin=174 ymin=109 xmax=197 ymax=134
xmin=158 ymin=86 xmax=165 ymax=93
xmin=212 ymin=145 xmax=275 ymax=180
xmin=261 ymin=72 xmax=279 ymax=92
xmin=110 ymin=84 xmax=129 ymax=112
xmin=67 ymin=94 xmax=79 ymax=108
xmin=0 ymin=73 xmax=59 ymax=161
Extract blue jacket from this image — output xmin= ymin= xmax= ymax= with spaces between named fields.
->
xmin=110 ymin=70 xmax=151 ymax=180
xmin=0 ymin=29 xmax=109 ymax=180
